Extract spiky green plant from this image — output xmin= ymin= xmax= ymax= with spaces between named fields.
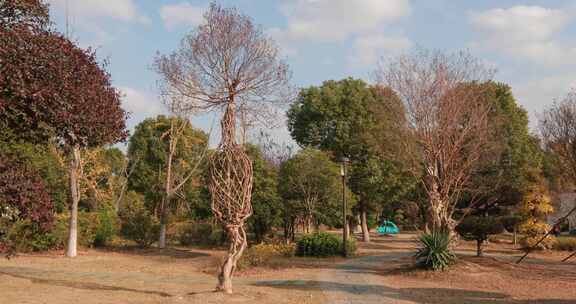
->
xmin=414 ymin=230 xmax=456 ymax=271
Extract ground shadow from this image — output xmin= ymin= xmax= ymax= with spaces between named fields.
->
xmin=253 ymin=280 xmax=573 ymax=304
xmin=97 ymin=246 xmax=211 ymax=259
xmin=0 ymin=270 xmax=172 ymax=297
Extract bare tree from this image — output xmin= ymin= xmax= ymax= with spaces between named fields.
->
xmin=540 ymin=90 xmax=576 ymax=184
xmin=154 ymin=3 xmax=290 ymax=293
xmin=153 ymin=89 xmax=211 ymax=249
xmin=375 ymin=49 xmax=495 ymax=234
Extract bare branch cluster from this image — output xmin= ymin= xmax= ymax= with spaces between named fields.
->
xmin=539 ymin=90 xmax=576 ymax=182
xmin=376 ymin=49 xmax=496 ymax=231
xmin=154 ymin=3 xmax=292 ymax=125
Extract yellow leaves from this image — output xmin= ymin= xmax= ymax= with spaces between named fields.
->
xmin=79 ymin=148 xmax=125 ymax=207
xmin=518 ymin=185 xmax=556 ymax=249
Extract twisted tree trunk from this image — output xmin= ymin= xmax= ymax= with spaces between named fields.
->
xmin=217 ymin=225 xmax=248 ymax=293
xmin=209 ymin=103 xmax=253 ymax=294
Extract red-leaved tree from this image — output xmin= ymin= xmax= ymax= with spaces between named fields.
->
xmin=0 ymin=5 xmax=128 ymax=257
xmin=0 ymin=158 xmax=54 ymax=254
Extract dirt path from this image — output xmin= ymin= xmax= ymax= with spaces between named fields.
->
xmin=317 ymin=252 xmax=413 ymax=304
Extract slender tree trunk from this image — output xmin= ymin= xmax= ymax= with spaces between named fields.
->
xmin=217 ymin=224 xmax=247 ymax=294
xmin=476 ymin=239 xmax=483 ymax=257
xmin=158 ymin=200 xmax=167 ymax=249
xmin=513 ymin=226 xmax=517 ymax=247
xmin=361 ymin=209 xmax=370 ymax=243
xmin=159 ymin=119 xmax=176 ymax=249
xmin=114 ymin=178 xmax=129 ymax=213
xmin=66 ymin=145 xmax=81 ymax=258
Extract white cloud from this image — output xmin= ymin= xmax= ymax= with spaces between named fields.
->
xmin=120 ymin=87 xmax=164 ymax=118
xmin=514 ymin=75 xmax=576 ymax=119
xmin=469 ymin=5 xmax=576 ymax=66
xmin=278 ymin=0 xmax=411 ymax=42
xmin=349 ymin=34 xmax=412 ymax=67
xmin=160 ymin=3 xmax=205 ymax=30
xmin=48 ymin=0 xmax=147 ymax=23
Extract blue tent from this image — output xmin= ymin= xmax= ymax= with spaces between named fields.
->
xmin=377 ymin=220 xmax=399 ymax=235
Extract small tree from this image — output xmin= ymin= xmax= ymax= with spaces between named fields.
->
xmin=456 ymin=216 xmax=504 ymax=256
xmin=154 ymin=3 xmax=290 ymax=293
xmin=278 ymin=148 xmax=354 ymax=233
xmin=246 ymin=144 xmax=282 ymax=243
xmin=1 ymin=25 xmax=127 ymax=257
xmin=518 ymin=184 xmax=555 ymax=249
xmin=127 ymin=115 xmax=208 ymax=248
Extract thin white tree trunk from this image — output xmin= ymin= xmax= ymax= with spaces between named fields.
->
xmin=66 ymin=145 xmax=81 ymax=258
xmin=158 ymin=206 xmax=167 ymax=249
xmin=361 ymin=209 xmax=370 ymax=243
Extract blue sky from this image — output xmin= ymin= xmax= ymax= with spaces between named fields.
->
xmin=46 ymin=0 xmax=576 ymax=147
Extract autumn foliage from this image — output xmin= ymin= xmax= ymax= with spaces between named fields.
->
xmin=0 ymin=27 xmax=128 ymax=146
xmin=0 ymin=158 xmax=54 ymax=253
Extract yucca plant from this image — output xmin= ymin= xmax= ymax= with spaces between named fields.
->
xmin=414 ymin=230 xmax=456 ymax=271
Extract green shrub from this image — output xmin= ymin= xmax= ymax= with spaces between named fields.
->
xmin=5 ymin=220 xmax=58 ymax=252
xmin=456 ymin=216 xmax=504 ymax=257
xmin=50 ymin=212 xmax=102 ymax=248
xmin=296 ymin=232 xmax=356 ymax=257
xmin=177 ymin=222 xmax=227 ymax=247
xmin=415 ymin=230 xmax=456 ymax=271
xmin=4 ymin=211 xmax=108 ymax=252
xmin=553 ymin=237 xmax=576 ymax=251
xmin=238 ymin=243 xmax=296 ymax=270
xmin=119 ymin=202 xmax=159 ymax=248
xmin=94 ymin=208 xmax=118 ymax=247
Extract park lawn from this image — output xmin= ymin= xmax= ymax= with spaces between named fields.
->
xmin=1 ymin=233 xmax=575 ymax=304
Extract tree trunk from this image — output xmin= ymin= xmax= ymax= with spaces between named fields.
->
xmin=513 ymin=227 xmax=517 ymax=247
xmin=114 ymin=179 xmax=129 ymax=213
xmin=476 ymin=239 xmax=483 ymax=257
xmin=216 ymin=224 xmax=247 ymax=294
xmin=158 ymin=204 xmax=167 ymax=249
xmin=361 ymin=209 xmax=370 ymax=243
xmin=66 ymin=145 xmax=81 ymax=258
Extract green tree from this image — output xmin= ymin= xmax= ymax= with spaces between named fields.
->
xmin=287 ymin=78 xmax=405 ymax=242
xmin=456 ymin=216 xmax=504 ymax=256
xmin=348 ymin=155 xmax=415 ymax=238
xmin=245 ymin=145 xmax=282 ymax=243
xmin=471 ymin=82 xmax=543 ymax=211
xmin=0 ymin=141 xmax=68 ymax=212
xmin=127 ymin=115 xmax=208 ymax=246
xmin=278 ymin=148 xmax=354 ymax=235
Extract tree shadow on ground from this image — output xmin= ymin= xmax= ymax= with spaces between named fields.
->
xmin=0 ymin=270 xmax=172 ymax=297
xmin=97 ymin=246 xmax=211 ymax=259
xmin=253 ymin=280 xmax=573 ymax=304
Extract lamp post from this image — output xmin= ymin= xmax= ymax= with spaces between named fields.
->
xmin=340 ymin=157 xmax=349 ymax=257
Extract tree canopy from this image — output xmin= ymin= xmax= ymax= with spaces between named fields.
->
xmin=127 ymin=115 xmax=208 ymax=213
xmin=279 ymin=148 xmax=354 ymax=229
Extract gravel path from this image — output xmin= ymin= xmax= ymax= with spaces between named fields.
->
xmin=315 ymin=235 xmax=417 ymax=304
